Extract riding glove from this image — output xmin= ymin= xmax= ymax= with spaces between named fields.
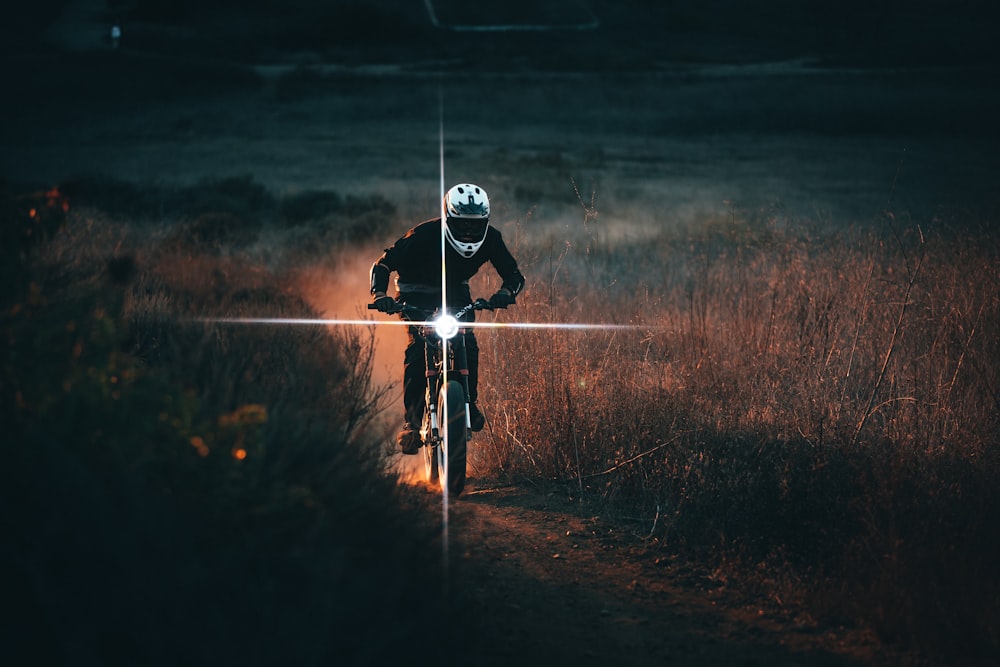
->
xmin=373 ymin=294 xmax=396 ymax=313
xmin=489 ymin=289 xmax=516 ymax=309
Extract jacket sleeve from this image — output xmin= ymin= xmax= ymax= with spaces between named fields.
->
xmin=370 ymin=257 xmax=391 ymax=295
xmin=370 ymin=227 xmax=418 ymax=294
xmin=489 ymin=230 xmax=525 ymax=296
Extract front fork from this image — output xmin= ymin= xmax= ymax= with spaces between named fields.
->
xmin=423 ymin=332 xmax=472 ymax=443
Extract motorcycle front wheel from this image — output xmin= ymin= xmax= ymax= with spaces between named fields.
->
xmin=435 ymin=380 xmax=467 ymax=496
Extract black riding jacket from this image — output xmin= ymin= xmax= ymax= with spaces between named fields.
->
xmin=370 ymin=218 xmax=525 ymax=308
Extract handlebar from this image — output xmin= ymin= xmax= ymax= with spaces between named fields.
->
xmin=367 ymin=297 xmax=497 ymax=320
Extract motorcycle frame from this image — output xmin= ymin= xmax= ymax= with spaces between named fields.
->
xmin=418 ymin=322 xmax=472 ymax=446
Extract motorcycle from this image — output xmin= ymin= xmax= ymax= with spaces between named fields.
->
xmin=369 ymin=298 xmax=495 ymax=496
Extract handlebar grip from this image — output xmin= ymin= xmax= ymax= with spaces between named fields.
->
xmin=370 ymin=298 xmax=496 ymax=316
xmin=370 ymin=300 xmax=405 ymax=315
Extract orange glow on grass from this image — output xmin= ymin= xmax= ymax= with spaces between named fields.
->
xmin=233 ymin=448 xmax=248 ymax=460
xmin=218 ymin=404 xmax=268 ymax=427
xmin=48 ymin=188 xmax=68 ymax=209
xmin=393 ymin=454 xmax=431 ymax=487
xmin=190 ymin=436 xmax=210 ymax=457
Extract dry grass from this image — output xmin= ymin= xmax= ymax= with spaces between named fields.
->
xmin=476 ymin=204 xmax=1000 ymax=660
xmin=1 ymin=179 xmax=467 ymax=666
xmin=6 ymin=174 xmax=997 ymax=663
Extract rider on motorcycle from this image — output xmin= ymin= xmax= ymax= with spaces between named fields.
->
xmin=370 ymin=183 xmax=525 ymax=454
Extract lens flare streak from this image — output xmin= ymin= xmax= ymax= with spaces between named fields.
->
xmin=196 ymin=317 xmax=415 ymax=327
xmin=194 ymin=316 xmax=647 ymax=333
xmin=462 ymin=321 xmax=643 ymax=332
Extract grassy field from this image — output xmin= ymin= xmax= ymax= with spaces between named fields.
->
xmin=474 ymin=197 xmax=1000 ymax=659
xmin=0 ymin=178 xmax=480 ymax=666
xmin=4 ymin=173 xmax=996 ymax=663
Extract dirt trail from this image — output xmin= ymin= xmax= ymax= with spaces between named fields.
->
xmin=410 ymin=480 xmax=905 ymax=667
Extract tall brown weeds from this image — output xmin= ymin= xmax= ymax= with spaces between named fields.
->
xmin=477 ymin=205 xmax=1000 ymax=660
xmin=1 ymin=180 xmax=466 ymax=666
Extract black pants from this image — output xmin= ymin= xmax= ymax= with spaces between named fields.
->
xmin=402 ymin=329 xmax=479 ymax=427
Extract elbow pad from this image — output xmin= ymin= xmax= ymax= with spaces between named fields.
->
xmin=370 ymin=262 xmax=391 ymax=295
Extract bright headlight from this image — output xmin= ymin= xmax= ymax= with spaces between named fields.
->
xmin=433 ymin=314 xmax=460 ymax=340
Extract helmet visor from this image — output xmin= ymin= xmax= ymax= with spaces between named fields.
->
xmin=447 ymin=216 xmax=488 ymax=243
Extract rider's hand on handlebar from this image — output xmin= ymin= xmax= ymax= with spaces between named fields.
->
xmin=488 ymin=289 xmax=516 ymax=309
xmin=372 ymin=293 xmax=396 ymax=313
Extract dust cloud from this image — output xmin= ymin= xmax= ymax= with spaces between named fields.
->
xmin=292 ymin=244 xmax=425 ymax=481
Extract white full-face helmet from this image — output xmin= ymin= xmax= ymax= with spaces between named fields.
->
xmin=443 ymin=183 xmax=490 ymax=258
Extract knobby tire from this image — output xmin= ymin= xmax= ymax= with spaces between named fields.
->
xmin=423 ymin=381 xmax=467 ymax=495
xmin=441 ymin=380 xmax=467 ymax=496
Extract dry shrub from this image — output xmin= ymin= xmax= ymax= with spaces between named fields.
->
xmin=1 ymin=184 xmax=465 ymax=667
xmin=478 ymin=207 xmax=1000 ymax=660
